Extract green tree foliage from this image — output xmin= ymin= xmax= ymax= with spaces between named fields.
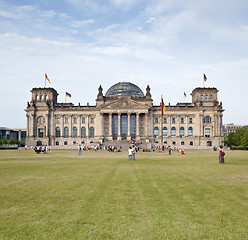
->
xmin=225 ymin=127 xmax=248 ymax=149
xmin=20 ymin=138 xmax=25 ymax=146
xmin=2 ymin=137 xmax=8 ymax=144
xmin=9 ymin=138 xmax=15 ymax=145
xmin=241 ymin=127 xmax=248 ymax=149
xmin=0 ymin=138 xmax=2 ymax=145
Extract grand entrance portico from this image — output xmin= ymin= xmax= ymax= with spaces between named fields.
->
xmin=101 ymin=111 xmax=148 ymax=141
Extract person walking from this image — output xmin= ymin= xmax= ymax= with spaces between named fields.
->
xmin=128 ymin=147 xmax=133 ymax=160
xmin=132 ymin=146 xmax=136 ymax=160
xmin=219 ymin=145 xmax=225 ymax=164
xmin=168 ymin=146 xmax=172 ymax=155
xmin=78 ymin=144 xmax=82 ymax=156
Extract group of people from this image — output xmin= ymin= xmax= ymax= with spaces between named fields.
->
xmin=128 ymin=146 xmax=136 ymax=160
xmin=34 ymin=145 xmax=48 ymax=154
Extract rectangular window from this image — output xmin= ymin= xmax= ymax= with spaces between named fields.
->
xmin=56 ymin=118 xmax=60 ymax=124
xmin=91 ymin=118 xmax=94 ymax=123
xmin=82 ymin=118 xmax=85 ymax=123
xmin=155 ymin=118 xmax=158 ymax=123
xmin=38 ymin=128 xmax=44 ymax=138
xmin=73 ymin=117 xmax=77 ymax=124
xmin=172 ymin=118 xmax=175 ymax=123
xmin=205 ymin=128 xmax=210 ymax=138
xmin=189 ymin=118 xmax=193 ymax=124
xmin=181 ymin=118 xmax=184 ymax=123
xmin=163 ymin=118 xmax=167 ymax=123
xmin=65 ymin=118 xmax=68 ymax=123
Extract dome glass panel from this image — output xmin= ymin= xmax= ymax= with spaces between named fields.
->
xmin=105 ymin=82 xmax=144 ymax=97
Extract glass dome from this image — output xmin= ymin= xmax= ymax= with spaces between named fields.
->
xmin=105 ymin=82 xmax=144 ymax=97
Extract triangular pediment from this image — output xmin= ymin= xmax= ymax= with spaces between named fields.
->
xmin=100 ymin=97 xmax=149 ymax=110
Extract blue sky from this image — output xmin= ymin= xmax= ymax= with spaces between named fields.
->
xmin=0 ymin=0 xmax=248 ymax=128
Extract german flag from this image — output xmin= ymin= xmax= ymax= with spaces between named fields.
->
xmin=66 ymin=92 xmax=71 ymax=98
xmin=184 ymin=92 xmax=187 ymax=98
xmin=162 ymin=97 xmax=166 ymax=118
xmin=45 ymin=73 xmax=51 ymax=84
xmin=203 ymin=73 xmax=207 ymax=82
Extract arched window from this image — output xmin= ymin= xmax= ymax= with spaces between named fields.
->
xmin=55 ymin=127 xmax=60 ymax=138
xmin=81 ymin=127 xmax=86 ymax=138
xmin=37 ymin=116 xmax=45 ymax=124
xmin=90 ymin=127 xmax=94 ymax=138
xmin=188 ymin=127 xmax=193 ymax=137
xmin=171 ymin=127 xmax=176 ymax=138
xmin=64 ymin=127 xmax=69 ymax=138
xmin=203 ymin=116 xmax=211 ymax=123
xmin=73 ymin=127 xmax=77 ymax=138
xmin=180 ymin=127 xmax=184 ymax=138
xmin=154 ymin=127 xmax=159 ymax=138
xmin=162 ymin=127 xmax=167 ymax=138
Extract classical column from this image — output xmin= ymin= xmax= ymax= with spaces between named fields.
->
xmin=100 ymin=113 xmax=104 ymax=138
xmin=117 ymin=113 xmax=121 ymax=140
xmin=45 ymin=114 xmax=49 ymax=137
xmin=144 ymin=113 xmax=148 ymax=138
xmin=136 ymin=113 xmax=140 ymax=140
xmin=127 ymin=113 xmax=131 ymax=140
xmin=168 ymin=115 xmax=171 ymax=137
xmin=26 ymin=115 xmax=29 ymax=137
xmin=109 ymin=113 xmax=112 ymax=139
xmin=31 ymin=114 xmax=35 ymax=137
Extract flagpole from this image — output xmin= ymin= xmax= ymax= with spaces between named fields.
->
xmin=45 ymin=74 xmax=46 ymax=88
xmin=65 ymin=92 xmax=66 ymax=103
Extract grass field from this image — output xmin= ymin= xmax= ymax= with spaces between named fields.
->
xmin=0 ymin=149 xmax=247 ymax=240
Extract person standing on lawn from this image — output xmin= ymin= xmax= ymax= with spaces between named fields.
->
xmin=219 ymin=145 xmax=225 ymax=164
xmin=128 ymin=147 xmax=133 ymax=160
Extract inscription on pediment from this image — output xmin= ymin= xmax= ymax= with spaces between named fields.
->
xmin=102 ymin=99 xmax=147 ymax=109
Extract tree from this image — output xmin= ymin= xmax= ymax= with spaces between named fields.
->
xmin=9 ymin=138 xmax=15 ymax=145
xmin=15 ymin=139 xmax=20 ymax=145
xmin=241 ymin=127 xmax=248 ymax=149
xmin=20 ymin=138 xmax=25 ymax=146
xmin=0 ymin=138 xmax=2 ymax=145
xmin=2 ymin=137 xmax=8 ymax=145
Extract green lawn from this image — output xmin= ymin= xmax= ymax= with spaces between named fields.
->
xmin=0 ymin=150 xmax=247 ymax=240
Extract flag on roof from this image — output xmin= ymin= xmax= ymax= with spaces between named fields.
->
xmin=184 ymin=92 xmax=187 ymax=98
xmin=45 ymin=73 xmax=51 ymax=84
xmin=203 ymin=73 xmax=207 ymax=82
xmin=66 ymin=92 xmax=71 ymax=98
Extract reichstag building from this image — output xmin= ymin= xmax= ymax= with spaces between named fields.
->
xmin=25 ymin=82 xmax=224 ymax=149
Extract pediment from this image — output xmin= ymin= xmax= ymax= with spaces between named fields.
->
xmin=100 ymin=98 xmax=149 ymax=110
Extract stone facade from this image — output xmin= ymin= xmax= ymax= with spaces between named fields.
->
xmin=25 ymin=82 xmax=224 ymax=149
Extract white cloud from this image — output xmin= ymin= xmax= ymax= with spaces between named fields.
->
xmin=146 ymin=17 xmax=156 ymax=23
xmin=70 ymin=19 xmax=95 ymax=28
